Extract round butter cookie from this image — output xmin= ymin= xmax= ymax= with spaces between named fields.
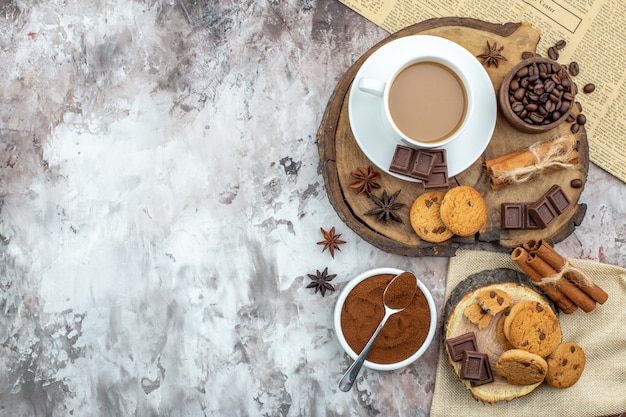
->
xmin=545 ymin=342 xmax=586 ymax=388
xmin=409 ymin=191 xmax=454 ymax=243
xmin=504 ymin=300 xmax=562 ymax=357
xmin=495 ymin=349 xmax=548 ymax=385
xmin=439 ymin=186 xmax=487 ymax=236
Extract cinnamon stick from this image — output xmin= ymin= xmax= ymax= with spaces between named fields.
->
xmin=511 ymin=247 xmax=577 ymax=314
xmin=527 ymin=253 xmax=596 ymax=313
xmin=565 ymin=271 xmax=609 ymax=304
xmin=484 ymin=149 xmax=525 ymax=173
xmin=531 ymin=240 xmax=609 ymax=304
xmin=486 ymin=134 xmax=579 ymax=190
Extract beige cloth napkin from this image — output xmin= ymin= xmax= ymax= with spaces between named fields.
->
xmin=430 ymin=250 xmax=626 ymax=417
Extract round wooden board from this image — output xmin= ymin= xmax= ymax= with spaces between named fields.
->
xmin=317 ymin=18 xmax=589 ymax=257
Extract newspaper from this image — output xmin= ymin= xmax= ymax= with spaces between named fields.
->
xmin=338 ymin=0 xmax=626 ymax=183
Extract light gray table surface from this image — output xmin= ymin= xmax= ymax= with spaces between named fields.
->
xmin=1 ymin=1 xmax=624 ymax=416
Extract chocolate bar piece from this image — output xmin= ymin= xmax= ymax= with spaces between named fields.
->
xmin=423 ymin=164 xmax=449 ymax=189
xmin=528 ymin=196 xmax=558 ymax=228
xmin=428 ymin=149 xmax=447 ymax=165
xmin=409 ymin=151 xmax=436 ymax=180
xmin=470 ymin=353 xmax=494 ymax=386
xmin=445 ymin=332 xmax=478 ymax=362
xmin=501 ymin=203 xmax=524 ymax=229
xmin=390 ymin=145 xmax=445 ymax=181
xmin=389 ymin=145 xmax=416 ymax=175
xmin=545 ymin=184 xmax=571 ymax=214
xmin=460 ymin=351 xmax=486 ymax=380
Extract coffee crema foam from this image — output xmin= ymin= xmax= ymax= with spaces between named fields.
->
xmin=388 ymin=62 xmax=467 ymax=143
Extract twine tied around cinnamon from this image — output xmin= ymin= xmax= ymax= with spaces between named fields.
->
xmin=532 ymin=258 xmax=593 ymax=288
xmin=491 ymin=134 xmax=579 ymax=186
xmin=512 ymin=241 xmax=609 ymax=313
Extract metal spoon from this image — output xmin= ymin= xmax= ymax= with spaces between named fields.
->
xmin=338 ymin=271 xmax=417 ymax=392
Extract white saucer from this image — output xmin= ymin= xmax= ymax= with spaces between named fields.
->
xmin=348 ymin=35 xmax=497 ymax=181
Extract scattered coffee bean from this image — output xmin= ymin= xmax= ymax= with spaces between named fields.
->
xmin=570 ymin=178 xmax=583 ymax=188
xmin=571 ymin=123 xmax=580 ymax=133
xmin=583 ymin=83 xmax=595 ymax=93
xmin=566 ymin=114 xmax=576 ymax=122
xmin=577 ymin=114 xmax=587 ymax=125
xmin=548 ymin=46 xmax=559 ymax=60
xmin=555 ymin=39 xmax=567 ymax=50
xmin=568 ymin=61 xmax=580 ymax=76
xmin=575 ymin=101 xmax=583 ymax=112
xmin=521 ymin=51 xmax=535 ymax=60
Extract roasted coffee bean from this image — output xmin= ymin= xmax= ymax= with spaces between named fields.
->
xmin=555 ymin=39 xmax=567 ymax=50
xmin=568 ymin=61 xmax=580 ymax=76
xmin=530 ymin=112 xmax=544 ymax=123
xmin=563 ymin=92 xmax=576 ymax=101
xmin=575 ymin=101 xmax=583 ymax=112
xmin=548 ymin=46 xmax=559 ymax=60
xmin=566 ymin=114 xmax=576 ymax=122
xmin=583 ymin=83 xmax=596 ymax=93
xmin=570 ymin=179 xmax=583 ymax=188
xmin=559 ymin=100 xmax=571 ymax=113
xmin=577 ymin=114 xmax=587 ymax=125
xmin=552 ymin=111 xmax=562 ymax=121
xmin=510 ymin=79 xmax=520 ymax=90
xmin=511 ymin=101 xmax=525 ymax=113
xmin=571 ymin=123 xmax=580 ymax=133
xmin=514 ymin=88 xmax=526 ymax=100
xmin=522 ymin=51 xmax=534 ymax=59
xmin=517 ymin=67 xmax=529 ymax=77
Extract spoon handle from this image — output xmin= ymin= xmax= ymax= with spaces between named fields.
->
xmin=338 ymin=310 xmax=392 ymax=392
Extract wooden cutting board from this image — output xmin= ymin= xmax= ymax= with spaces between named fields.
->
xmin=316 ymin=18 xmax=588 ymax=257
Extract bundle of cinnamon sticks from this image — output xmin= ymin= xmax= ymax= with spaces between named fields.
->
xmin=485 ymin=134 xmax=580 ymax=190
xmin=511 ymin=239 xmax=608 ymax=314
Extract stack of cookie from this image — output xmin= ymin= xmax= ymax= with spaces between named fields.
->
xmin=463 ymin=292 xmax=585 ymax=390
xmin=494 ymin=299 xmax=585 ymax=389
xmin=409 ymin=185 xmax=487 ymax=243
xmin=445 ymin=281 xmax=587 ymax=403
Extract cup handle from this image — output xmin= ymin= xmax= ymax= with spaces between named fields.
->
xmin=358 ymin=78 xmax=385 ymax=96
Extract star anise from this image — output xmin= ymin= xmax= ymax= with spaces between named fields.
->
xmin=306 ymin=267 xmax=336 ymax=297
xmin=365 ymin=189 xmax=405 ymax=223
xmin=477 ymin=41 xmax=508 ymax=68
xmin=349 ymin=166 xmax=381 ymax=195
xmin=317 ymin=227 xmax=346 ymax=258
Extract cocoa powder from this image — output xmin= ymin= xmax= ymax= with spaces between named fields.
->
xmin=340 ymin=273 xmax=431 ymax=364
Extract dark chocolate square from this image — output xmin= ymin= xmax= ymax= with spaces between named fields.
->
xmin=427 ymin=149 xmax=447 ymax=165
xmin=545 ymin=184 xmax=571 ymax=214
xmin=528 ymin=197 xmax=558 ymax=228
xmin=460 ymin=351 xmax=486 ymax=381
xmin=389 ymin=145 xmax=417 ymax=175
xmin=470 ymin=354 xmax=494 ymax=386
xmin=423 ymin=164 xmax=449 ymax=189
xmin=408 ymin=151 xmax=436 ymax=180
xmin=445 ymin=332 xmax=478 ymax=362
xmin=501 ymin=203 xmax=524 ymax=229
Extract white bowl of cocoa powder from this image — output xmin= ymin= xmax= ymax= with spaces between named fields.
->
xmin=334 ymin=267 xmax=437 ymax=371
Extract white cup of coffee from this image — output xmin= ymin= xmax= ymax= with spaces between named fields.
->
xmin=357 ymin=55 xmax=474 ymax=149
